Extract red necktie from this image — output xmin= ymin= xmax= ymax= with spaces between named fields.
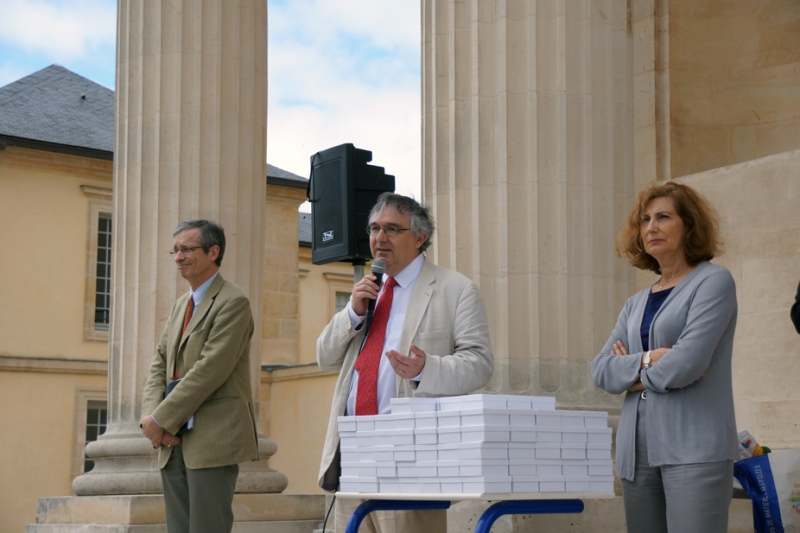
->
xmin=174 ymin=296 xmax=194 ymax=380
xmin=354 ymin=277 xmax=397 ymax=415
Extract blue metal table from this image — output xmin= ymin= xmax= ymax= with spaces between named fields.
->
xmin=337 ymin=492 xmax=614 ymax=533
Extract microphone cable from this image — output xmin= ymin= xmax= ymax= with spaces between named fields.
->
xmin=322 ymin=494 xmax=336 ymax=532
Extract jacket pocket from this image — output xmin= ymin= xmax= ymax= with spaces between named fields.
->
xmin=413 ymin=330 xmax=452 ymax=355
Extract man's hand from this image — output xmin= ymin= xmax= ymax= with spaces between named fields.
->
xmin=161 ymin=431 xmax=181 ymax=448
xmin=141 ymin=415 xmax=165 ymax=448
xmin=386 ymin=343 xmax=427 ymax=379
xmin=350 ymin=274 xmax=382 ymax=316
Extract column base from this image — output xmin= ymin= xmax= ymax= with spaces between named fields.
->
xmin=73 ymin=435 xmax=288 ymax=495
xmin=27 ymin=523 xmax=321 ymax=533
xmin=27 ymin=494 xmax=326 ymax=533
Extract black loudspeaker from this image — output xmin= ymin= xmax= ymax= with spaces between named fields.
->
xmin=308 ymin=144 xmax=396 ymax=265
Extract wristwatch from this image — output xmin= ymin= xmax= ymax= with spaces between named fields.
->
xmin=642 ymin=351 xmax=651 ymax=369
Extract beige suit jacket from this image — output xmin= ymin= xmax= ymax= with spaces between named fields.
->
xmin=316 ymin=258 xmax=494 ymax=489
xmin=142 ymin=274 xmax=259 ymax=470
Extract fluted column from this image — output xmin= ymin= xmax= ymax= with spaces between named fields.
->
xmin=73 ymin=0 xmax=287 ymax=495
xmin=422 ymin=0 xmax=635 ymax=411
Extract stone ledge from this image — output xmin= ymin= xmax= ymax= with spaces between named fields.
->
xmin=33 ymin=494 xmax=326 ymax=525
xmin=27 ymin=520 xmax=321 ymax=533
xmin=34 ymin=496 xmax=163 ymax=526
xmin=262 ymin=363 xmax=337 ymax=384
xmin=233 ymin=494 xmax=325 ymax=521
xmin=0 ymin=144 xmax=113 ymax=177
xmin=0 ymin=355 xmax=107 ymax=375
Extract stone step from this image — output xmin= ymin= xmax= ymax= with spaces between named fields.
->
xmin=27 ymin=520 xmax=322 ymax=533
xmin=27 ymin=494 xmax=327 ymax=533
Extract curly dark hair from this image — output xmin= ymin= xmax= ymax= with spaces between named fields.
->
xmin=616 ymin=181 xmax=723 ymax=274
xmin=369 ymin=193 xmax=435 ymax=253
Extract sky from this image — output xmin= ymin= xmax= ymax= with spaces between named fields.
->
xmin=0 ymin=0 xmax=422 ymax=204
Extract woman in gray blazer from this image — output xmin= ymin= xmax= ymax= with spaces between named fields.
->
xmin=591 ymin=182 xmax=739 ymax=533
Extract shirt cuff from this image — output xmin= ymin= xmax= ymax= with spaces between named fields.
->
xmin=151 ymin=415 xmax=162 ymax=427
xmin=348 ymin=304 xmax=366 ymax=330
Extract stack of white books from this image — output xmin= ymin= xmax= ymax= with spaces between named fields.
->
xmin=338 ymin=394 xmax=614 ymax=494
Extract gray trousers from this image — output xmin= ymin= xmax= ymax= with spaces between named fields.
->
xmin=160 ymin=444 xmax=239 ymax=533
xmin=621 ymin=398 xmax=733 ymax=533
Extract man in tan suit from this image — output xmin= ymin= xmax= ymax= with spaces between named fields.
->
xmin=141 ymin=219 xmax=259 ymax=533
xmin=317 ymin=194 xmax=494 ymax=532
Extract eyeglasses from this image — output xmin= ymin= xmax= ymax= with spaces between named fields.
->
xmin=366 ymin=224 xmax=411 ymax=237
xmin=169 ymin=246 xmax=206 ymax=256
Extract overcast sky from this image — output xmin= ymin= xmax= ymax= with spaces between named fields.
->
xmin=0 ymin=0 xmax=422 ymax=203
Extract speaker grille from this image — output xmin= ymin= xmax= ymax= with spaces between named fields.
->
xmin=310 ymin=143 xmax=395 ymax=265
xmin=312 ymin=158 xmax=347 ymax=249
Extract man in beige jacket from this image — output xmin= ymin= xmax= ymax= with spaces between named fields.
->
xmin=317 ymin=194 xmax=494 ymax=532
xmin=141 ymin=219 xmax=259 ymax=533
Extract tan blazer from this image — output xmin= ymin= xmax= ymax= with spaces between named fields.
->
xmin=142 ymin=274 xmax=259 ymax=470
xmin=317 ymin=258 xmax=494 ymax=489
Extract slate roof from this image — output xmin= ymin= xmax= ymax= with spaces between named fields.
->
xmin=0 ymin=64 xmax=114 ymax=155
xmin=267 ymin=163 xmax=307 ymax=189
xmin=0 ymin=63 xmax=310 ymax=193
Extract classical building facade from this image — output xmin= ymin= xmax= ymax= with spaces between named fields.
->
xmin=0 ymin=65 xmax=348 ymax=532
xmin=4 ymin=0 xmax=800 ymax=530
xmin=419 ymin=0 xmax=800 ymax=530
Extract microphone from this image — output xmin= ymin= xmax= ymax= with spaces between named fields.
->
xmin=364 ymin=259 xmax=387 ymax=335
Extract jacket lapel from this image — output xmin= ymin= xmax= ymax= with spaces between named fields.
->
xmin=395 ymin=259 xmax=435 ymax=392
xmin=628 ymin=289 xmax=648 ymax=354
xmin=167 ymin=292 xmax=191 ymax=382
xmin=179 ymin=274 xmax=225 ymax=349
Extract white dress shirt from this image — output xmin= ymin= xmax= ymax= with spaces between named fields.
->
xmin=346 ymin=253 xmax=425 ymax=415
xmin=190 ymin=272 xmax=218 ymax=311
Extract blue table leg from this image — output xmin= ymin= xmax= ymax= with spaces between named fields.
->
xmin=474 ymin=499 xmax=585 ymax=533
xmin=345 ymin=499 xmax=451 ymax=533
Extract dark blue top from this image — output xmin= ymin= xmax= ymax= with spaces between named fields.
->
xmin=640 ymin=287 xmax=674 ymax=351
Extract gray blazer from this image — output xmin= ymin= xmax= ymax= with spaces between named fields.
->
xmin=317 ymin=258 xmax=494 ymax=489
xmin=590 ymin=261 xmax=739 ymax=481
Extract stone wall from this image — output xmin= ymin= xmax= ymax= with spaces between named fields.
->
xmin=678 ymin=149 xmax=800 ymax=451
xmin=668 ymin=0 xmax=800 ymax=177
xmin=0 ymin=146 xmax=111 ymax=360
xmin=421 ymin=0 xmax=800 ymax=530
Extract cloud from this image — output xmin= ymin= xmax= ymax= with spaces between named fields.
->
xmin=267 ymin=0 xmax=422 ymax=202
xmin=0 ymin=63 xmax=33 ymax=89
xmin=269 ymin=0 xmax=419 ymax=51
xmin=0 ymin=0 xmax=421 ymax=201
xmin=0 ymin=0 xmax=116 ymax=63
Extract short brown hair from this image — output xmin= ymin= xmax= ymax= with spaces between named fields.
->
xmin=616 ymin=181 xmax=723 ymax=274
xmin=173 ymin=219 xmax=226 ymax=267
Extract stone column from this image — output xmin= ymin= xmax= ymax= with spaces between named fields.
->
xmin=422 ymin=0 xmax=634 ymax=410
xmin=73 ymin=0 xmax=286 ymax=495
xmin=423 ymin=2 xmax=635 ymax=529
